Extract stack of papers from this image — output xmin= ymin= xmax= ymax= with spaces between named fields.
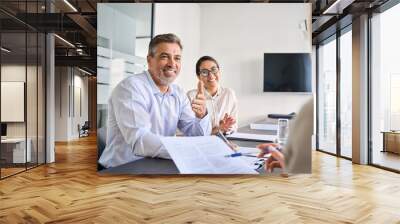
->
xmin=227 ymin=132 xmax=276 ymax=142
xmin=250 ymin=123 xmax=278 ymax=131
xmin=161 ymin=136 xmax=258 ymax=174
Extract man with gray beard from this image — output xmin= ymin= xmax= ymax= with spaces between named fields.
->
xmin=99 ymin=33 xmax=211 ymax=168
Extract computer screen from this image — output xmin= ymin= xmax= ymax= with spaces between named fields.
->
xmin=1 ymin=123 xmax=7 ymax=137
xmin=263 ymin=53 xmax=312 ymax=92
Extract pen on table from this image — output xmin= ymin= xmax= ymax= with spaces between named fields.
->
xmin=224 ymin=152 xmax=254 ymax=157
xmin=224 ymin=152 xmax=271 ymax=158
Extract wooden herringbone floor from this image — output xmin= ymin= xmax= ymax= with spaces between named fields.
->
xmin=1 ymin=135 xmax=400 ymax=223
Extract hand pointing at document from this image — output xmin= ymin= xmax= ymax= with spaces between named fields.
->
xmin=191 ymin=80 xmax=207 ymax=118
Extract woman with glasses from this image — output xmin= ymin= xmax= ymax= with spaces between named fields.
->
xmin=187 ymin=56 xmax=238 ymax=135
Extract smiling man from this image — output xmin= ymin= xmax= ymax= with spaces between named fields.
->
xmin=99 ymin=33 xmax=211 ymax=168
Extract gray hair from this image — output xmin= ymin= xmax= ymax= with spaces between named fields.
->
xmin=148 ymin=33 xmax=183 ymax=56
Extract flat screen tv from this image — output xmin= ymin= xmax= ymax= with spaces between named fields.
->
xmin=263 ymin=53 xmax=311 ymax=92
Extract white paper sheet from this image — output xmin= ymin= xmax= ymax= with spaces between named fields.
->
xmin=250 ymin=123 xmax=278 ymax=131
xmin=236 ymin=146 xmax=262 ymax=155
xmin=160 ymin=136 xmax=258 ymax=174
xmin=227 ymin=132 xmax=277 ymax=142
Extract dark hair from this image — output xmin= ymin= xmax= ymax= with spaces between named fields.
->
xmin=148 ymin=33 xmax=183 ymax=56
xmin=195 ymin=56 xmax=220 ymax=76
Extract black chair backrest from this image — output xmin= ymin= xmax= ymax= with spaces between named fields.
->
xmin=82 ymin=121 xmax=90 ymax=129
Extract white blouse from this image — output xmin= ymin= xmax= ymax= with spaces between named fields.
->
xmin=187 ymin=86 xmax=238 ymax=133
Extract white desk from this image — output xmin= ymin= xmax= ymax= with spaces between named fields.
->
xmin=1 ymin=138 xmax=31 ymax=163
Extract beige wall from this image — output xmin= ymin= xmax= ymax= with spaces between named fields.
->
xmin=54 ymin=67 xmax=89 ymax=141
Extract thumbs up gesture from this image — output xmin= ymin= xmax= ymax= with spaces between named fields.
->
xmin=191 ymin=80 xmax=207 ymax=119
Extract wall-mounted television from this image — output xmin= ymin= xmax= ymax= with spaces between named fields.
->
xmin=263 ymin=53 xmax=311 ymax=92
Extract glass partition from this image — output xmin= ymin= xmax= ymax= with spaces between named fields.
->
xmin=0 ymin=1 xmax=46 ymax=179
xmin=37 ymin=32 xmax=46 ymax=165
xmin=1 ymin=30 xmax=28 ymax=177
xmin=27 ymin=30 xmax=38 ymax=169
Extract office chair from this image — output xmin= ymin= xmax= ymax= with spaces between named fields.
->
xmin=78 ymin=121 xmax=90 ymax=138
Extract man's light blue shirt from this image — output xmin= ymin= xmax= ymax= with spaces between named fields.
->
xmin=99 ymin=71 xmax=211 ymax=168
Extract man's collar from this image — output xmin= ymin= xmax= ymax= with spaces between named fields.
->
xmin=145 ymin=70 xmax=175 ymax=96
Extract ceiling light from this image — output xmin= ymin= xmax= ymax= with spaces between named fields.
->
xmin=322 ymin=0 xmax=354 ymax=15
xmin=78 ymin=67 xmax=92 ymax=76
xmin=323 ymin=0 xmax=342 ymax=14
xmin=1 ymin=47 xmax=11 ymax=53
xmin=76 ymin=48 xmax=84 ymax=55
xmin=63 ymin=0 xmax=78 ymax=12
xmin=54 ymin=34 xmax=75 ymax=48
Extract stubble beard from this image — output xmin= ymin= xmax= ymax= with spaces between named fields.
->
xmin=158 ymin=68 xmax=178 ymax=86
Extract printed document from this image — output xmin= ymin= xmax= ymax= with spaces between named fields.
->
xmin=160 ymin=136 xmax=258 ymax=174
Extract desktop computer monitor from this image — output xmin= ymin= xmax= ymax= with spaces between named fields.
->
xmin=1 ymin=123 xmax=7 ymax=138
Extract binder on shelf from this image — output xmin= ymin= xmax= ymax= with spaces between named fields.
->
xmin=267 ymin=112 xmax=296 ymax=119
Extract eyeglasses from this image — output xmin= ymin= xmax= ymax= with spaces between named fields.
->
xmin=199 ymin=67 xmax=219 ymax=77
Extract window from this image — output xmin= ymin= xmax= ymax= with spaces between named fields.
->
xmin=339 ymin=28 xmax=352 ymax=158
xmin=317 ymin=36 xmax=337 ymax=154
xmin=370 ymin=2 xmax=400 ymax=171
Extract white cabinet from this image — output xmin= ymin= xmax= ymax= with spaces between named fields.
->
xmin=1 ymin=138 xmax=32 ymax=163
